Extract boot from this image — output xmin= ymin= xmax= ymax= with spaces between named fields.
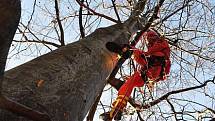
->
xmin=114 ymin=110 xmax=122 ymax=120
xmin=99 ymin=112 xmax=111 ymax=121
xmin=99 ymin=111 xmax=122 ymax=121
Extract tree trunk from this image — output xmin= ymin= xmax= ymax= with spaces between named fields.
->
xmin=0 ymin=22 xmax=137 ymax=121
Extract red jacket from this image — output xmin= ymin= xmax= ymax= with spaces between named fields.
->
xmin=133 ymin=38 xmax=171 ymax=81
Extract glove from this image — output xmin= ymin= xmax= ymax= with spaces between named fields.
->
xmin=119 ymin=44 xmax=133 ymax=59
xmin=146 ymin=79 xmax=155 ymax=92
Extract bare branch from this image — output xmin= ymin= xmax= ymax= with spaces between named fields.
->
xmin=19 ymin=23 xmax=60 ymax=49
xmin=54 ymin=0 xmax=65 ymax=46
xmin=79 ymin=0 xmax=85 ymax=38
xmin=111 ymin=0 xmax=121 ymax=23
xmin=76 ymin=0 xmax=119 ymax=23
xmin=87 ymin=91 xmax=102 ymax=121
xmin=141 ymin=77 xmax=215 ymax=109
xmin=167 ymin=38 xmax=215 ymax=63
xmin=13 ymin=39 xmax=61 ymax=48
xmin=160 ymin=0 xmax=193 ymax=24
xmin=166 ymin=99 xmax=179 ymax=121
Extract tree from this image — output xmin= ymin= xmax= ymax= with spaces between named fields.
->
xmin=1 ymin=0 xmax=215 ymax=121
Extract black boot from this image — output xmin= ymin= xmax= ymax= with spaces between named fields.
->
xmin=114 ymin=111 xmax=122 ymax=120
xmin=99 ymin=112 xmax=111 ymax=121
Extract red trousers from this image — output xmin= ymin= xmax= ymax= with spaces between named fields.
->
xmin=118 ymin=65 xmax=163 ymax=97
xmin=118 ymin=71 xmax=144 ymax=97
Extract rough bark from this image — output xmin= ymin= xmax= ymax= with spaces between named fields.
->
xmin=0 ymin=22 xmax=137 ymax=121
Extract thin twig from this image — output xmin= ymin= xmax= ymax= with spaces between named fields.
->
xmin=27 ymin=0 xmax=36 ymax=27
xmin=141 ymin=77 xmax=215 ymax=109
xmin=19 ymin=22 xmax=60 ymax=50
xmin=167 ymin=38 xmax=215 ymax=63
xmin=54 ymin=0 xmax=65 ymax=46
xmin=111 ymin=0 xmax=121 ymax=23
xmin=13 ymin=39 xmax=61 ymax=48
xmin=166 ymin=99 xmax=179 ymax=121
xmin=79 ymin=0 xmax=85 ymax=38
xmin=159 ymin=0 xmax=193 ymax=24
xmin=75 ymin=0 xmax=119 ymax=23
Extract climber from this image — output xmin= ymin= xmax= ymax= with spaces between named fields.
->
xmin=103 ymin=29 xmax=171 ymax=120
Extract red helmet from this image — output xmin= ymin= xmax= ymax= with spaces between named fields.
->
xmin=146 ymin=30 xmax=159 ymax=42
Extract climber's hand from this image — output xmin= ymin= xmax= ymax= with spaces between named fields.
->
xmin=120 ymin=44 xmax=133 ymax=59
xmin=146 ymin=80 xmax=155 ymax=92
